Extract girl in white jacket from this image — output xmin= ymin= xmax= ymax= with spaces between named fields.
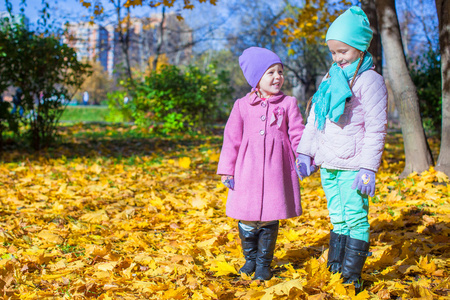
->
xmin=295 ymin=6 xmax=388 ymax=291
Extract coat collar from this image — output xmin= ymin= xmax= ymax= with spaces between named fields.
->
xmin=246 ymin=91 xmax=285 ymax=105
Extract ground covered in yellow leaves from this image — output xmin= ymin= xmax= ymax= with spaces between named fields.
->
xmin=0 ymin=124 xmax=449 ymax=299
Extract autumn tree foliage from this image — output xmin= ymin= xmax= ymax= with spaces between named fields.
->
xmin=77 ymin=0 xmax=217 ymax=83
xmin=272 ymin=0 xmax=355 ymax=111
xmin=80 ymin=0 xmax=217 ymax=11
xmin=76 ymin=60 xmax=114 ymax=105
xmin=276 ymin=0 xmax=351 ymax=47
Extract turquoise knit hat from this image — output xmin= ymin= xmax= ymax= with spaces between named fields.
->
xmin=326 ymin=6 xmax=373 ymax=51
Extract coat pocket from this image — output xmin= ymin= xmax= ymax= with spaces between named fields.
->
xmin=333 ymin=136 xmax=356 ymax=159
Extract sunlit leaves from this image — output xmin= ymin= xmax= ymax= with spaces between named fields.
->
xmin=0 ymin=127 xmax=448 ymax=298
xmin=125 ymin=0 xmax=143 ymax=7
xmin=80 ymin=0 xmax=91 ymax=8
xmin=276 ymin=0 xmax=352 ymax=48
xmin=80 ymin=0 xmax=216 ymax=15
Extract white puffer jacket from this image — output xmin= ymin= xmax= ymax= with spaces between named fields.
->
xmin=297 ymin=69 xmax=388 ymax=172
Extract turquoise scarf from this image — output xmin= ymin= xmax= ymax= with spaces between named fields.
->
xmin=312 ymin=52 xmax=373 ymax=130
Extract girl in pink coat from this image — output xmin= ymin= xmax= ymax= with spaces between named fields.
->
xmin=217 ymin=47 xmax=305 ymax=280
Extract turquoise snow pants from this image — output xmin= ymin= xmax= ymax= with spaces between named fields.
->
xmin=320 ymin=168 xmax=370 ymax=242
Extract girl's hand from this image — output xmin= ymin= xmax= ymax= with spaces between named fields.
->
xmin=295 ymin=154 xmax=314 ymax=180
xmin=221 ymin=175 xmax=235 ymax=190
xmin=351 ymin=169 xmax=376 ymax=197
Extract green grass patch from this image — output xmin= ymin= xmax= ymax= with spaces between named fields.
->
xmin=60 ymin=106 xmax=110 ymax=122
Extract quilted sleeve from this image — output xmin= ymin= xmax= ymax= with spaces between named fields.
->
xmin=359 ymin=73 xmax=388 ymax=172
xmin=296 ymin=102 xmax=318 ymax=158
xmin=217 ymin=99 xmax=244 ymax=176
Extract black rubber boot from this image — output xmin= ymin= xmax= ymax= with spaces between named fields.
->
xmin=253 ymin=221 xmax=279 ymax=280
xmin=238 ymin=221 xmax=258 ymax=275
xmin=327 ymin=231 xmax=348 ymax=273
xmin=341 ymin=237 xmax=371 ymax=291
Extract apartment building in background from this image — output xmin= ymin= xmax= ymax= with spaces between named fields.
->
xmin=64 ymin=22 xmax=112 ymax=75
xmin=64 ymin=13 xmax=193 ymax=78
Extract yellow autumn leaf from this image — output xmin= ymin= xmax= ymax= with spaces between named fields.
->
xmin=409 ymin=283 xmax=434 ymax=298
xmin=93 ymin=270 xmax=111 ymax=279
xmin=283 ymin=229 xmax=301 ymax=241
xmin=333 ymin=282 xmax=348 ymax=296
xmin=89 ymin=163 xmax=102 ymax=174
xmin=41 ymin=271 xmax=73 ymax=280
xmin=353 ymin=289 xmax=370 ymax=299
xmin=81 ymin=1 xmax=91 ymax=8
xmin=308 ymin=293 xmax=328 ymax=300
xmin=179 ymin=156 xmax=191 ymax=168
xmin=418 ymin=256 xmax=437 ymax=274
xmin=125 ymin=0 xmax=142 ymax=6
xmin=98 ymin=293 xmax=115 ymax=300
xmin=262 ymin=279 xmax=303 ymax=299
xmin=96 ymin=261 xmax=117 ymax=271
xmin=191 ymin=196 xmax=208 ymax=209
xmin=37 ymin=230 xmax=63 ymax=244
xmin=197 ymin=237 xmax=217 ymax=248
xmin=132 ymin=281 xmax=158 ymax=293
xmin=211 ymin=261 xmax=237 ymax=276
xmin=47 ymin=259 xmax=67 ymax=271
xmin=80 ymin=209 xmax=109 ymax=223
xmin=435 ymin=170 xmax=449 ymax=182
xmin=208 ymin=151 xmax=220 ymax=163
xmin=65 ymin=260 xmax=86 ymax=271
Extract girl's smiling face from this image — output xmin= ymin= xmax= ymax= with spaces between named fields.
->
xmin=257 ymin=63 xmax=284 ymax=98
xmin=327 ymin=40 xmax=362 ymax=69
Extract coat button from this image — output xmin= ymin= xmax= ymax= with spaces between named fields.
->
xmin=260 ymin=130 xmax=265 ymax=135
xmin=261 ymin=115 xmax=266 ymax=121
xmin=261 ymin=102 xmax=266 ymax=108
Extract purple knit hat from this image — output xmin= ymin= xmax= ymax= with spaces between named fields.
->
xmin=239 ymin=47 xmax=283 ymax=88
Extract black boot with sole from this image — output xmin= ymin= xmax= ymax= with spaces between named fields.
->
xmin=327 ymin=230 xmax=348 ymax=273
xmin=253 ymin=221 xmax=279 ymax=280
xmin=341 ymin=237 xmax=371 ymax=291
xmin=238 ymin=221 xmax=259 ymax=275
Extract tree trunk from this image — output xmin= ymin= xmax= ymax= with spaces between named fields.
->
xmin=115 ymin=0 xmax=133 ymax=82
xmin=361 ymin=0 xmax=382 ymax=75
xmin=375 ymin=0 xmax=433 ymax=177
xmin=435 ymin=0 xmax=450 ymax=176
xmin=153 ymin=5 xmax=166 ymax=71
xmin=123 ymin=7 xmax=133 ymax=81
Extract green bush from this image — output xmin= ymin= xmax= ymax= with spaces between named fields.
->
xmin=107 ymin=64 xmax=232 ymax=134
xmin=0 ymin=100 xmax=19 ymax=149
xmin=105 ymin=90 xmax=134 ymax=123
xmin=0 ymin=17 xmax=90 ymax=150
xmin=409 ymin=50 xmax=442 ymax=135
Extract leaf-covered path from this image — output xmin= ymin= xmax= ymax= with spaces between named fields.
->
xmin=0 ymin=124 xmax=449 ymax=299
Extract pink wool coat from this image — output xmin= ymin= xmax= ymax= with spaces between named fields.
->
xmin=217 ymin=92 xmax=305 ymax=221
